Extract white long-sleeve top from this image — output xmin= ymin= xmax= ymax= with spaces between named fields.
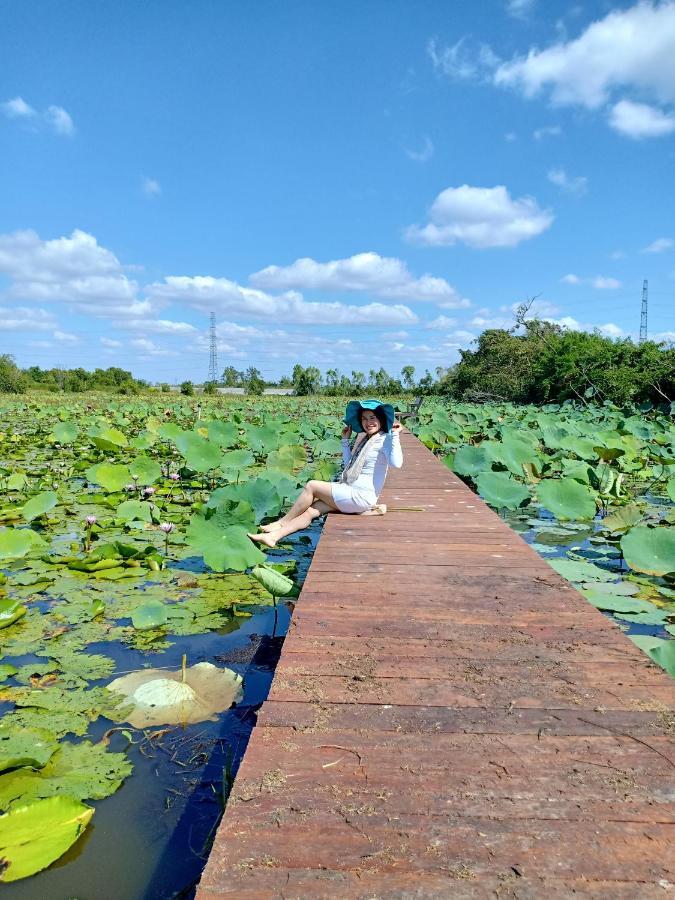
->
xmin=340 ymin=431 xmax=403 ymax=503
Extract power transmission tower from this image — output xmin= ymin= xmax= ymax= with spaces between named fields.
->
xmin=207 ymin=312 xmax=219 ymax=383
xmin=639 ymin=279 xmax=648 ymax=344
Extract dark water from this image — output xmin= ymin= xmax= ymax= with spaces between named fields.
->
xmin=3 ymin=522 xmax=320 ymax=900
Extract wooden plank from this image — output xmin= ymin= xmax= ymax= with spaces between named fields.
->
xmin=198 ymin=429 xmax=675 ymax=898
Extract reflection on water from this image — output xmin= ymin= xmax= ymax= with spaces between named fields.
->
xmin=2 ymin=523 xmax=319 ymax=900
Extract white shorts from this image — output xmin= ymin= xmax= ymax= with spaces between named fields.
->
xmin=330 ymin=482 xmax=376 ymax=514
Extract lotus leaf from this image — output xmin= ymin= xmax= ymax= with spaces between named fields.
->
xmin=537 ymin=478 xmax=597 ymax=521
xmin=86 ymin=462 xmax=132 ymax=493
xmin=115 ymin=499 xmax=154 ymax=524
xmin=251 ymin=565 xmax=296 ymax=597
xmin=208 ymin=480 xmax=281 ymax=523
xmin=206 ymin=420 xmax=239 ymax=448
xmin=548 ymin=558 xmax=617 ymax=583
xmin=129 ymin=455 xmax=162 ymax=485
xmin=0 ymin=795 xmax=94 ymax=882
xmin=667 ymin=475 xmax=675 ymax=503
xmin=220 ymin=449 xmax=254 ymax=470
xmin=452 ymin=445 xmax=490 ymax=477
xmin=476 ymin=471 xmax=530 ymax=510
xmin=266 ymin=444 xmax=307 ymax=472
xmin=107 ymin=661 xmax=243 ymax=727
xmin=601 ymin=504 xmax=644 ymax=533
xmin=0 ymin=526 xmax=46 ymax=561
xmin=131 ymin=600 xmax=168 ymax=630
xmin=179 ymin=433 xmax=222 ymax=472
xmin=581 ymin=591 xmax=657 ymax=614
xmin=185 ymin=520 xmax=265 ymax=572
xmin=0 ymin=740 xmax=131 ymax=812
xmin=0 ymin=664 xmax=17 ymax=681
xmin=21 ymin=491 xmax=58 ymax=523
xmin=206 ymin=500 xmax=256 ymax=531
xmin=0 ymin=599 xmax=27 ymax=629
xmin=52 ymin=422 xmax=79 ymax=443
xmin=629 ymin=635 xmax=675 ymax=677
xmin=491 ymin=438 xmax=543 ymax=478
xmin=620 ymin=526 xmax=675 ymax=576
xmin=91 ymin=426 xmax=128 ymax=451
xmin=614 ymin=609 xmax=669 ymax=626
xmin=0 ymin=726 xmax=58 ymax=773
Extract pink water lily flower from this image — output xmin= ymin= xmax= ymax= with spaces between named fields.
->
xmin=143 ymin=486 xmax=156 ymax=496
xmin=85 ymin=515 xmax=97 ymax=525
xmin=159 ymin=522 xmax=174 ymax=534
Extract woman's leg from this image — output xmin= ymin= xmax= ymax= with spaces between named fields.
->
xmin=249 ymin=499 xmax=334 ymax=548
xmin=260 ymin=480 xmax=338 ymax=531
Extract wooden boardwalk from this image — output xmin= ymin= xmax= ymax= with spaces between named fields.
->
xmin=197 ymin=431 xmax=675 ymax=898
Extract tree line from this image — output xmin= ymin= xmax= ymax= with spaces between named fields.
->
xmin=3 ymin=323 xmax=673 ymax=408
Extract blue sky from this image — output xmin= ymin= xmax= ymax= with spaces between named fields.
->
xmin=1 ymin=0 xmax=674 ymax=383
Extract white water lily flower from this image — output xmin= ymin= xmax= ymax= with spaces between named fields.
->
xmin=107 ymin=661 xmax=243 ymax=728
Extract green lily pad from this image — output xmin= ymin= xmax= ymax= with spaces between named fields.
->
xmin=52 ymin=422 xmax=79 ymax=443
xmin=452 ymin=445 xmax=490 ymax=477
xmin=621 ymin=526 xmax=675 ymax=576
xmin=86 ymin=462 xmax=132 ymax=493
xmin=251 ymin=565 xmax=296 ymax=597
xmin=581 ymin=591 xmax=656 ymax=614
xmin=131 ymin=601 xmax=168 ymax=630
xmin=476 ymin=471 xmax=530 ymax=510
xmin=0 ymin=727 xmax=58 ymax=773
xmin=537 ymin=478 xmax=597 ymax=521
xmin=0 ymin=795 xmax=94 ymax=882
xmin=21 ymin=491 xmax=58 ymax=523
xmin=129 ymin=455 xmax=162 ymax=485
xmin=0 ymin=599 xmax=27 ymax=629
xmin=0 ymin=528 xmax=46 ymax=561
xmin=186 ymin=519 xmax=265 ymax=572
xmin=601 ymin=504 xmax=644 ymax=533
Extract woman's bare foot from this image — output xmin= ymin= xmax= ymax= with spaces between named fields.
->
xmin=259 ymin=521 xmax=283 ymax=533
xmin=248 ymin=531 xmax=278 ymax=548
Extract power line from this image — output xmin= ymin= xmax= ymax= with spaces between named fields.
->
xmin=639 ymin=279 xmax=648 ymax=343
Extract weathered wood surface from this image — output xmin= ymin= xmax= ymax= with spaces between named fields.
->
xmin=198 ymin=431 xmax=675 ymax=899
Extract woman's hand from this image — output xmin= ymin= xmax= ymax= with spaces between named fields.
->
xmin=391 ymin=421 xmax=402 ymax=433
xmin=342 ymin=424 xmax=353 ymax=439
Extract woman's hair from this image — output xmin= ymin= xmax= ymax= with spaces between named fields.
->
xmin=361 ymin=406 xmax=388 ymax=433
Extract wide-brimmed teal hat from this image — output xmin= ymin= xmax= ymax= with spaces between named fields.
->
xmin=344 ymin=399 xmax=396 ymax=433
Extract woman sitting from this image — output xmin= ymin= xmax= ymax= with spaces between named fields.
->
xmin=248 ymin=399 xmax=403 ymax=548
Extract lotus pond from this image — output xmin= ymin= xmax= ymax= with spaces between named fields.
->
xmin=410 ymin=401 xmax=675 ymax=673
xmin=1 ymin=394 xmax=674 ymax=894
xmin=0 ymin=395 xmax=340 ymax=895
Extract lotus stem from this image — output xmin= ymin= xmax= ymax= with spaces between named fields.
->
xmin=181 ymin=654 xmax=187 ymax=683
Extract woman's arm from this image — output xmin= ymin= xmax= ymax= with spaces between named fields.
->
xmin=341 ymin=423 xmax=352 ymax=464
xmin=382 ymin=427 xmax=403 ymax=468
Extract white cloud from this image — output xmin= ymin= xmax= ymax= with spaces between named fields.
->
xmin=425 ymin=315 xmax=458 ymax=330
xmin=142 ymin=177 xmax=162 ymax=197
xmin=495 ymin=2 xmax=675 ymax=109
xmin=653 ymin=330 xmax=675 ymax=343
xmin=642 ymin=237 xmax=674 ymax=253
xmin=100 ymin=337 xmax=122 ymax=348
xmin=2 ymin=97 xmax=36 ymax=118
xmin=114 ymin=318 xmax=196 ymax=335
xmin=560 ymin=273 xmax=621 ymax=289
xmin=405 ymin=136 xmax=434 ymax=163
xmin=608 ymin=98 xmax=675 ymax=138
xmin=0 ymin=228 xmax=150 ymax=317
xmin=2 ymin=98 xmax=74 ymax=135
xmin=45 ymin=105 xmax=74 ymax=136
xmin=381 ymin=330 xmax=409 ymax=340
xmin=547 ymin=167 xmax=588 ymax=195
xmin=592 ymin=276 xmax=622 ymax=289
xmin=548 ymin=316 xmax=624 ymax=338
xmin=148 ymin=275 xmax=418 ymax=326
xmin=130 ymin=337 xmax=177 ymax=356
xmin=251 ymin=251 xmax=469 ymax=306
xmin=505 ymin=131 xmax=517 ymax=141
xmin=470 ymin=314 xmax=512 ymax=329
xmin=53 ymin=329 xmax=78 ymax=343
xmin=507 ymin=0 xmax=536 ymax=20
xmin=609 ymin=250 xmax=626 ymax=260
xmin=405 ymin=184 xmax=553 ymax=249
xmin=428 ymin=37 xmax=500 ymax=82
xmin=533 ymin=125 xmax=562 ymax=140
xmin=0 ymin=306 xmax=57 ymax=331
